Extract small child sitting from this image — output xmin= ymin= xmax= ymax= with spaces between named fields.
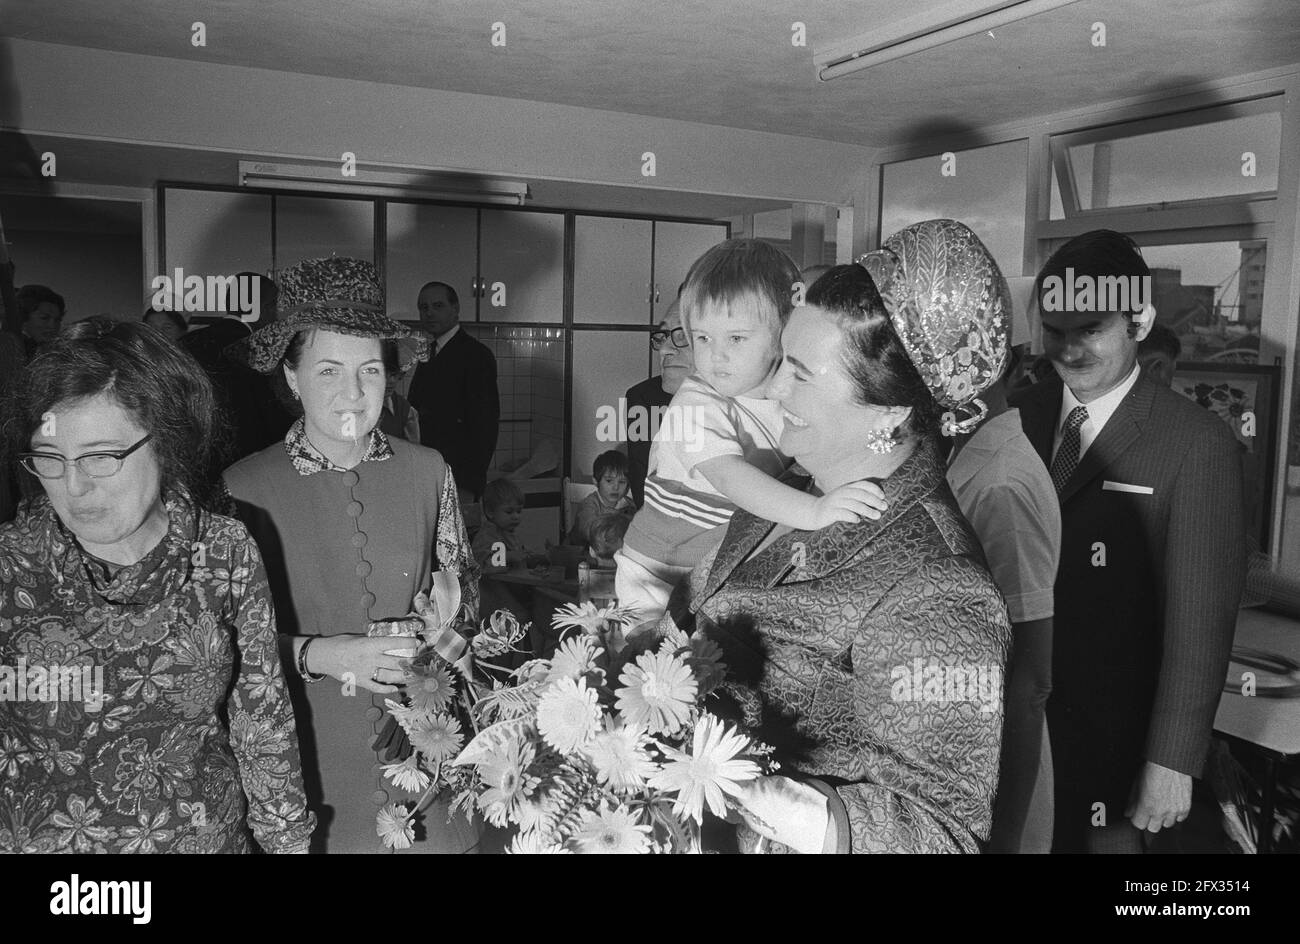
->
xmin=472 ymin=478 xmax=546 ymax=573
xmin=588 ymin=513 xmax=631 ymax=569
xmin=568 ymin=450 xmax=636 ymax=546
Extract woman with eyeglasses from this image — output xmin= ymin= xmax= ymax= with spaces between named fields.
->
xmin=622 ymin=297 xmax=695 ymax=507
xmin=0 ymin=318 xmax=315 ymax=853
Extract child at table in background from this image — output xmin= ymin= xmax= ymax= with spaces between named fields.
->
xmin=568 ymin=450 xmax=636 ymax=546
xmin=473 ymin=478 xmax=547 ymax=574
xmin=588 ymin=513 xmax=630 ymax=568
xmin=615 ymin=238 xmax=885 ymax=628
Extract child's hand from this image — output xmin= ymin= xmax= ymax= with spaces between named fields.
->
xmin=811 ymin=479 xmax=888 ymax=528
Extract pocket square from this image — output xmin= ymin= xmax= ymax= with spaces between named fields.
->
xmin=1102 ymin=480 xmax=1154 ymax=494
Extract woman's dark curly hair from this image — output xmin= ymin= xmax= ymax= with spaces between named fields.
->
xmin=2 ymin=317 xmax=228 ymax=508
xmin=805 ymin=264 xmax=941 ymax=440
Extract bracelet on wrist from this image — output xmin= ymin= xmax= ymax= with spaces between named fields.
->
xmin=297 ymin=636 xmax=326 ymax=683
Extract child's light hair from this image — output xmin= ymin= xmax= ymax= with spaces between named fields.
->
xmin=679 ymin=238 xmax=801 ymax=346
xmin=482 ymin=477 xmax=524 ymax=513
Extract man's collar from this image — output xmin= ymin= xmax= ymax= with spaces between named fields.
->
xmin=284 ymin=417 xmax=394 ymax=476
xmin=1060 ymin=361 xmax=1141 ymax=425
xmin=435 ymin=323 xmax=461 ymax=349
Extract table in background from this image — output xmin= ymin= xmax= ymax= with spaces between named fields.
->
xmin=1213 ymin=607 xmax=1300 ymax=853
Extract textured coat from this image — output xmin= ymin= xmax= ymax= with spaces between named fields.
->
xmin=1011 ymin=373 xmax=1245 ymax=849
xmin=671 ymin=438 xmax=1012 ymax=853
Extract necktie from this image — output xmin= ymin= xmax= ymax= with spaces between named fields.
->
xmin=1050 ymin=406 xmax=1088 ymax=494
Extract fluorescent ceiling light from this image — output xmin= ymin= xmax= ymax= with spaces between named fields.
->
xmin=815 ymin=0 xmax=1085 ymax=81
xmin=238 ymin=160 xmax=530 ymax=204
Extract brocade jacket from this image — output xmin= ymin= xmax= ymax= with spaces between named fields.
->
xmin=673 ymin=437 xmax=1012 ymax=853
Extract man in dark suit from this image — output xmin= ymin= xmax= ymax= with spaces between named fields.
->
xmin=622 ymin=298 xmax=693 ymax=507
xmin=1011 ymin=230 xmax=1245 ymax=853
xmin=406 ymin=281 xmax=499 ymax=500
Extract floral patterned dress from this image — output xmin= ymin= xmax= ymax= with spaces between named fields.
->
xmin=0 ymin=494 xmax=315 ymax=853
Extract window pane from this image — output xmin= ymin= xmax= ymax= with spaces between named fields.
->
xmin=1052 ymin=109 xmax=1280 ymax=217
xmin=880 ymin=140 xmax=1027 ymax=278
xmin=275 ymin=195 xmax=374 ymax=266
xmin=1140 ymin=240 xmax=1265 ymax=361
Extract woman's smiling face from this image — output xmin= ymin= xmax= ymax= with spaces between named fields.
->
xmin=284 ymin=330 xmax=387 ymax=448
xmin=768 ymin=306 xmax=904 ymax=477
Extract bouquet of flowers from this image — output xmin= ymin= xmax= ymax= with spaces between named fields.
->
xmin=373 ymin=573 xmax=775 ymax=853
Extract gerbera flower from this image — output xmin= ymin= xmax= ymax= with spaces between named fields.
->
xmin=508 ymin=831 xmax=570 ymax=854
xmin=381 ymin=755 xmax=431 ymax=794
xmin=477 ymin=739 xmax=538 ymax=827
xmin=649 ymin=714 xmax=760 ymax=824
xmin=536 ymin=677 xmax=601 ymax=754
xmin=409 ymin=712 xmax=463 ymax=763
xmin=572 ymin=804 xmax=651 ymax=854
xmin=376 ymin=802 xmax=415 ymax=850
xmin=547 ymin=635 xmax=602 ymax=682
xmin=616 ymin=650 xmax=697 ymax=735
xmin=585 ymin=718 xmax=657 ymax=792
xmin=551 ymin=601 xmax=637 ymax=636
xmin=407 ymin=663 xmax=455 ymax=712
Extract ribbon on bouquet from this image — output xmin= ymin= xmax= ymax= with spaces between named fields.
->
xmin=414 ymin=570 xmax=475 ymax=678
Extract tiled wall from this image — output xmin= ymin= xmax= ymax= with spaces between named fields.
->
xmin=465 ymin=324 xmax=566 ymax=477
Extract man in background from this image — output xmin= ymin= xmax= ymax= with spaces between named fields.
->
xmin=1137 ymin=322 xmax=1182 ymax=389
xmin=406 ymin=280 xmax=499 ymax=501
xmin=622 ymin=297 xmax=694 ymax=507
xmin=1012 ymin=229 xmax=1245 ymax=854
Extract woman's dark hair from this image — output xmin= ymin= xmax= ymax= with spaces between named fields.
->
xmin=806 ymin=264 xmax=941 ymax=440
xmin=2 ymin=317 xmax=227 ymax=508
xmin=272 ymin=329 xmax=402 ymax=415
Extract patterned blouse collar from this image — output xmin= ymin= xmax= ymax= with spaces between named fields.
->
xmin=283 ymin=417 xmax=393 ymax=476
xmin=22 ymin=491 xmax=201 ymax=607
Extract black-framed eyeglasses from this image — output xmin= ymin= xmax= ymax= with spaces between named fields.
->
xmin=19 ymin=434 xmax=153 ymax=480
xmin=650 ymin=327 xmax=689 ymax=350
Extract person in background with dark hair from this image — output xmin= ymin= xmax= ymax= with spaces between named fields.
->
xmin=1012 ymin=229 xmax=1245 ymax=853
xmin=568 ymin=449 xmax=634 ymax=546
xmin=223 ymin=258 xmax=482 ymax=854
xmin=406 ymin=280 xmax=499 ymax=502
xmin=143 ymin=306 xmax=187 ymax=343
xmin=1137 ymin=322 xmax=1182 ymax=389
xmin=0 ymin=317 xmax=314 ymax=853
xmin=648 ymin=261 xmax=1011 ymax=853
xmin=13 ymin=283 xmax=64 ymax=359
xmin=864 ymin=220 xmax=1061 ymax=854
xmin=180 ymin=271 xmax=290 ymax=471
xmin=623 ymin=296 xmax=694 ymax=507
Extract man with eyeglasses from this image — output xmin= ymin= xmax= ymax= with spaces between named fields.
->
xmin=622 ymin=299 xmax=694 ymax=507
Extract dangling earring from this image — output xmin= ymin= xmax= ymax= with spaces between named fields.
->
xmin=865 ymin=427 xmax=896 ymax=454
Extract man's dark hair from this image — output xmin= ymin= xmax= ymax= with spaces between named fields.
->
xmin=418 ymin=281 xmax=460 ymax=308
xmin=806 ymin=264 xmax=941 ymax=439
xmin=16 ymin=284 xmax=66 ymax=318
xmin=3 ymin=317 xmax=227 ymax=508
xmin=1034 ymin=229 xmax=1150 ymax=334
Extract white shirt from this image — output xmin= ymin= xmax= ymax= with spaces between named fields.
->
xmin=434 ymin=323 xmax=460 ymax=355
xmin=1051 ymin=362 xmax=1141 ymax=464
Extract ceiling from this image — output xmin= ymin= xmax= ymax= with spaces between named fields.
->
xmin=3 ymin=0 xmax=1298 ymax=150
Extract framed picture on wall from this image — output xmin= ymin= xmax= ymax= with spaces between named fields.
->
xmin=1171 ymin=361 xmax=1281 ymax=547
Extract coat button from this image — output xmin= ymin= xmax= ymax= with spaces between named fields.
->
xmin=360 ymin=591 xmax=377 ymax=609
xmin=351 ymin=531 xmax=368 ymax=548
xmin=365 ymin=706 xmax=383 ymax=721
xmin=342 ymin=469 xmax=360 ymax=486
xmin=346 ymin=500 xmax=364 ymax=517
xmin=356 ymin=560 xmax=373 ymax=578
xmin=371 ymin=789 xmax=389 ymax=806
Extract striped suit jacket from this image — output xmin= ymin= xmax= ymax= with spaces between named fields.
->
xmin=1011 ymin=373 xmax=1245 ymax=823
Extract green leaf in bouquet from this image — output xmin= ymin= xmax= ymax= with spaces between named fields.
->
xmin=453 ymin=716 xmax=533 ymax=767
xmin=475 ymin=678 xmax=546 ymax=724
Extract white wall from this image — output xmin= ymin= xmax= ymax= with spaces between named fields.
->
xmin=9 ymin=39 xmax=874 ymax=206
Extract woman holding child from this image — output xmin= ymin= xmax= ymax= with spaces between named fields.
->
xmin=645 ymin=232 xmax=1013 ymax=853
xmin=223 ymin=257 xmax=482 ymax=854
